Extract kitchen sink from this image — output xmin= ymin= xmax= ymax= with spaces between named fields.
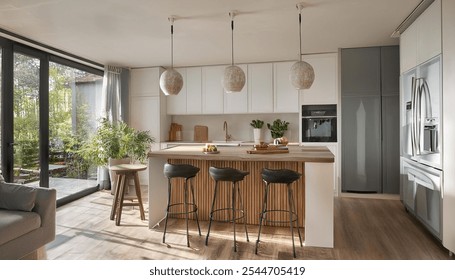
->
xmin=211 ymin=140 xmax=243 ymax=146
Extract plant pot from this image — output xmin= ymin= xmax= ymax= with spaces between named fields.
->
xmin=109 ymin=157 xmax=131 ymax=195
xmin=97 ymin=166 xmax=110 ymax=190
xmin=253 ymin=128 xmax=263 ymax=144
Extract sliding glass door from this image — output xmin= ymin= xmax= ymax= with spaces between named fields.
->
xmin=1 ymin=37 xmax=103 ymax=205
xmin=13 ymin=52 xmax=41 ymax=184
xmin=47 ymin=60 xmax=103 ymax=197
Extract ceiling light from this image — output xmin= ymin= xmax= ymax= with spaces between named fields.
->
xmin=160 ymin=16 xmax=183 ymax=96
xmin=222 ymin=11 xmax=246 ymax=93
xmin=290 ymin=3 xmax=315 ymax=90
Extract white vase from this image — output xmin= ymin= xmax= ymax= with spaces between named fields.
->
xmin=253 ymin=128 xmax=263 ymax=144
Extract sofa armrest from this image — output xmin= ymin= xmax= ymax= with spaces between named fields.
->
xmin=33 ymin=187 xmax=57 ymax=232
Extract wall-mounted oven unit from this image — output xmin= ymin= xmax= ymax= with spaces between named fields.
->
xmin=302 ymin=104 xmax=337 ymax=143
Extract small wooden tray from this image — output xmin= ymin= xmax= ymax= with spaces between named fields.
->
xmin=247 ymin=149 xmax=289 ymax=154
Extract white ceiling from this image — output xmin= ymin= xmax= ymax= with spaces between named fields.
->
xmin=0 ymin=0 xmax=421 ymax=69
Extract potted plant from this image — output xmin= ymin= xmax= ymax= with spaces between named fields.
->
xmin=250 ymin=119 xmax=264 ymax=144
xmin=267 ymin=119 xmax=289 ymax=139
xmin=79 ymin=118 xmax=154 ymax=191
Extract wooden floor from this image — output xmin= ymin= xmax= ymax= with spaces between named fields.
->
xmin=45 ymin=188 xmax=453 ymax=260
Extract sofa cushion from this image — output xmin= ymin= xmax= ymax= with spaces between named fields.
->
xmin=0 ymin=183 xmax=37 ymax=212
xmin=0 ymin=209 xmax=41 ymax=246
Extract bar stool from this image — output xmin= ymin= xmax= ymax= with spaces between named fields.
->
xmin=162 ymin=163 xmax=202 ymax=247
xmin=206 ymin=167 xmax=250 ymax=252
xmin=110 ymin=164 xmax=147 ymax=226
xmin=255 ymin=168 xmax=303 ymax=258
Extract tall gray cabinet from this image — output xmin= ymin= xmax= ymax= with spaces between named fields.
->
xmin=341 ymin=46 xmax=400 ymax=194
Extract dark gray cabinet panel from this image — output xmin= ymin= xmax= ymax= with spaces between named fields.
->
xmin=382 ymin=95 xmax=400 ymax=194
xmin=381 ymin=46 xmax=400 ymax=96
xmin=341 ymin=47 xmax=381 ymax=96
xmin=342 ymin=96 xmax=382 ymax=193
xmin=341 ymin=46 xmax=400 ymax=194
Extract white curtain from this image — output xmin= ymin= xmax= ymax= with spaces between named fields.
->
xmin=101 ymin=65 xmax=123 ymax=123
xmin=98 ymin=65 xmax=123 ymax=190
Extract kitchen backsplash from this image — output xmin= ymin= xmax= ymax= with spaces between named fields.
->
xmin=171 ymin=113 xmax=299 ymax=143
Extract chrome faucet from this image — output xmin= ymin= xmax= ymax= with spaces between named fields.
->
xmin=223 ymin=121 xmax=232 ymax=142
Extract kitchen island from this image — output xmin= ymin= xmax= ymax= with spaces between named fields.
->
xmin=148 ymin=145 xmax=335 ymax=248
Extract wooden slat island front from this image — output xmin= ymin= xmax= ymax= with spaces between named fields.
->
xmin=148 ymin=145 xmax=335 ymax=248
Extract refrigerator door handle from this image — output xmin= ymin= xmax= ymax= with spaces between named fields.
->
xmin=410 ymin=77 xmax=416 ymax=156
xmin=411 ymin=77 xmax=420 ymax=155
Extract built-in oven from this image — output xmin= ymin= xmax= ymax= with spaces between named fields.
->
xmin=302 ymin=104 xmax=337 ymax=142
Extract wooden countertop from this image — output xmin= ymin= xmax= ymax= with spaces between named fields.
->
xmin=148 ymin=145 xmax=334 ymax=163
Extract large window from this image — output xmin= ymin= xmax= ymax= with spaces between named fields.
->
xmin=1 ymin=37 xmax=103 ymax=205
xmin=46 ymin=61 xmax=103 ymax=196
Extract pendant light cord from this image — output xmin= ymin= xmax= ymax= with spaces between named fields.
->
xmin=170 ymin=22 xmax=174 ymax=68
xmin=298 ymin=10 xmax=302 ymax=62
xmin=231 ymin=18 xmax=234 ymax=66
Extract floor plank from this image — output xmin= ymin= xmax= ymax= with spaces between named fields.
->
xmin=45 ymin=189 xmax=453 ymax=260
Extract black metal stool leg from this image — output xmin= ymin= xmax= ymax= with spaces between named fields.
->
xmin=184 ymin=179 xmax=190 ymax=247
xmin=255 ymin=181 xmax=270 ymax=254
xmin=287 ymin=184 xmax=296 ymax=258
xmin=162 ymin=179 xmax=172 ymax=243
xmin=190 ymin=179 xmax=202 ymax=236
xmin=232 ymin=182 xmax=237 ymax=252
xmin=206 ymin=181 xmax=219 ymax=245
xmin=237 ymin=183 xmax=249 ymax=242
xmin=290 ymin=186 xmax=303 ymax=247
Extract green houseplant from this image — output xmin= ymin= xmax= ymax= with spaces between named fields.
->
xmin=267 ymin=119 xmax=289 ymax=139
xmin=79 ymin=118 xmax=154 ymax=191
xmin=79 ymin=118 xmax=154 ymax=166
xmin=250 ymin=119 xmax=264 ymax=129
xmin=250 ymin=119 xmax=264 ymax=144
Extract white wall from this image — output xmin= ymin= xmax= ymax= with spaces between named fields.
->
xmin=171 ymin=113 xmax=300 ymax=143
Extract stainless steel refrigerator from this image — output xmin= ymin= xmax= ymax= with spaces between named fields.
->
xmin=400 ymin=55 xmax=443 ymax=240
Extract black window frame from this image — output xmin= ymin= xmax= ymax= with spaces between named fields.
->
xmin=0 ymin=35 xmax=103 ymax=186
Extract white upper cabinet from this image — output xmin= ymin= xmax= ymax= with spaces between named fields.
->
xmin=186 ymin=67 xmax=203 ymax=114
xmin=400 ymin=0 xmax=441 ymax=73
xmin=248 ymin=63 xmax=274 ymax=113
xmin=400 ymin=22 xmax=418 ymax=73
xmin=273 ymin=61 xmax=299 ymax=113
xmin=130 ymin=67 xmax=162 ymax=97
xmin=166 ymin=68 xmax=187 ymax=115
xmin=300 ymin=53 xmax=338 ymax=105
xmin=165 ymin=61 xmax=303 ymax=115
xmin=202 ymin=65 xmax=225 ymax=114
xmin=417 ymin=0 xmax=441 ymax=64
xmin=224 ymin=64 xmax=248 ymax=114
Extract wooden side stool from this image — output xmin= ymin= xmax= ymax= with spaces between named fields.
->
xmin=110 ymin=163 xmax=147 ymax=226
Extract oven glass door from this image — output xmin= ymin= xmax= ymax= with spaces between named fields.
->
xmin=302 ymin=116 xmax=337 ymax=142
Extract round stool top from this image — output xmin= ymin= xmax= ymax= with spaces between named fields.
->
xmin=209 ymin=167 xmax=249 ymax=182
xmin=261 ymin=168 xmax=301 ymax=184
xmin=164 ymin=163 xmax=200 ymax=179
xmin=110 ymin=163 xmax=147 ymax=173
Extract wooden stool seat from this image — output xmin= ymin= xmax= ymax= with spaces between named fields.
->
xmin=110 ymin=164 xmax=147 ymax=226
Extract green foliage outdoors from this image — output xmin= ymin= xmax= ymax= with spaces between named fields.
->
xmin=13 ymin=54 xmax=99 ymax=181
xmin=267 ymin=119 xmax=290 ymax=138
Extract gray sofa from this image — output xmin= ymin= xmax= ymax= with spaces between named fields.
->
xmin=0 ymin=181 xmax=56 ymax=260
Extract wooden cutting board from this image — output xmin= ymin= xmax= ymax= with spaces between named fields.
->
xmin=247 ymin=149 xmax=289 ymax=154
xmin=194 ymin=125 xmax=208 ymax=142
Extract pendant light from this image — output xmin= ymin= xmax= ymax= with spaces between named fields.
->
xmin=290 ymin=3 xmax=315 ymax=90
xmin=222 ymin=11 xmax=246 ymax=93
xmin=160 ymin=16 xmax=183 ymax=96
